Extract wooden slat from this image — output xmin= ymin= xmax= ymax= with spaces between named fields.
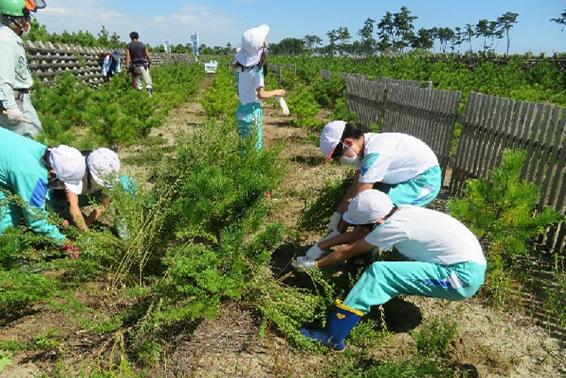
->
xmin=381 ymin=84 xmax=460 ymax=175
xmin=449 ymin=92 xmax=565 ymax=254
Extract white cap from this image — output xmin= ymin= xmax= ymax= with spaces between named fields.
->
xmin=343 ymin=190 xmax=394 ymax=225
xmin=48 ymin=145 xmax=86 ymax=195
xmin=235 ymin=24 xmax=269 ymax=67
xmin=87 ymin=148 xmax=121 ymax=188
xmin=319 ymin=120 xmax=346 ymax=160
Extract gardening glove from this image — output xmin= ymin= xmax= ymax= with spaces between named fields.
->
xmin=326 ymin=211 xmax=342 ymax=233
xmin=3 ymin=107 xmax=30 ymax=124
xmin=292 ymin=256 xmax=318 ymax=271
xmin=305 ymin=244 xmax=324 ymax=260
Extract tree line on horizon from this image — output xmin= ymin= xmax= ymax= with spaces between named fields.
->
xmin=24 ymin=7 xmax=566 ymax=56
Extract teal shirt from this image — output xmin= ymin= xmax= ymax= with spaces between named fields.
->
xmin=0 ymin=128 xmax=65 ymax=243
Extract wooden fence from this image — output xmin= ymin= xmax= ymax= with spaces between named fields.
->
xmin=381 ymin=85 xmax=461 ymax=173
xmin=343 ymin=75 xmax=457 ymax=172
xmin=451 ymin=92 xmax=566 ymax=252
xmin=269 ymin=64 xmax=297 ymax=86
xmin=25 ymin=41 xmax=194 ymax=86
xmin=344 ymin=76 xmax=387 ymax=127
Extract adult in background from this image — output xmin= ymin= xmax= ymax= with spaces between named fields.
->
xmin=49 ymin=148 xmax=136 ymax=237
xmin=99 ymin=50 xmax=122 ymax=82
xmin=234 ymin=24 xmax=286 ymax=150
xmin=0 ymin=128 xmax=84 ymax=257
xmin=0 ymin=0 xmax=47 ymax=138
xmin=295 ymin=189 xmax=487 ymax=351
xmin=305 ymin=121 xmax=442 ymax=261
xmin=125 ymin=31 xmax=152 ymax=96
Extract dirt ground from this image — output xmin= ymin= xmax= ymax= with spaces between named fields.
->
xmin=1 ymin=77 xmax=565 ymax=378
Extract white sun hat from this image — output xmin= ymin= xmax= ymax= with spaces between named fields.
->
xmin=87 ymin=148 xmax=121 ymax=188
xmin=343 ymin=190 xmax=394 ymax=225
xmin=319 ymin=120 xmax=347 ymax=161
xmin=235 ymin=24 xmax=270 ymax=67
xmin=49 ymin=145 xmax=86 ymax=195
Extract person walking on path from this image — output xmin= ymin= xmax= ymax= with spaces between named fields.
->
xmin=295 ymin=189 xmax=487 ymax=351
xmin=305 ymin=121 xmax=443 ymax=261
xmin=0 ymin=0 xmax=46 ymax=138
xmin=125 ymin=31 xmax=152 ymax=96
xmin=0 ymin=128 xmax=84 ymax=257
xmin=234 ymin=24 xmax=286 ymax=150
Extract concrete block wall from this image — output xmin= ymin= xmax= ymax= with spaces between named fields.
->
xmin=24 ymin=41 xmax=194 ymax=86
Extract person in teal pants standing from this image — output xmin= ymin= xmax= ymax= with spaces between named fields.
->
xmin=0 ymin=128 xmax=85 ymax=255
xmin=234 ymin=24 xmax=286 ymax=150
xmin=294 ymin=189 xmax=487 ymax=351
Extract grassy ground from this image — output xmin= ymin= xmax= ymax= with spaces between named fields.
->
xmin=0 ymin=75 xmax=564 ymax=378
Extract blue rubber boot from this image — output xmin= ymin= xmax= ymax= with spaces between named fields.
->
xmin=300 ymin=300 xmax=363 ymax=351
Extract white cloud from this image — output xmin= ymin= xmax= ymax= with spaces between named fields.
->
xmin=36 ymin=0 xmax=239 ymax=47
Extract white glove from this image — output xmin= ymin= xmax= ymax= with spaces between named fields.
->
xmin=326 ymin=211 xmax=342 ymax=233
xmin=275 ymin=96 xmax=290 ymax=115
xmin=292 ymin=256 xmax=318 ymax=271
xmin=305 ymin=244 xmax=324 ymax=260
xmin=3 ymin=107 xmax=30 ymax=124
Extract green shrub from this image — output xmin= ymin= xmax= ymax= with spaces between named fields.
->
xmin=326 ymin=352 xmax=453 ymax=378
xmin=331 ymin=97 xmax=357 ymax=123
xmin=286 ymin=83 xmax=322 ymax=129
xmin=411 ymin=317 xmax=457 ymax=357
xmin=106 ymin=122 xmax=287 ymax=350
xmin=348 ymin=319 xmax=389 ymax=349
xmin=298 ymin=171 xmax=354 ymax=232
xmin=312 ymin=75 xmax=345 ymax=108
xmin=448 ymin=149 xmax=562 ymax=262
xmin=201 ymin=65 xmax=238 ymax=119
xmin=0 ymin=269 xmax=59 ymax=318
xmin=33 ymin=63 xmax=204 ymax=147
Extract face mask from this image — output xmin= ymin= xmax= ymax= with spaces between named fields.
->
xmin=340 ymin=154 xmax=361 ymax=168
xmin=339 ymin=143 xmax=361 ymax=168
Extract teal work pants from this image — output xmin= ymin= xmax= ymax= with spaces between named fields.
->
xmin=381 ymin=165 xmax=442 ymax=207
xmin=236 ymin=102 xmax=263 ymax=150
xmin=343 ymin=260 xmax=486 ymax=313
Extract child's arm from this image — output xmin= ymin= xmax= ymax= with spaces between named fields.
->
xmin=65 ymin=190 xmax=88 ymax=231
xmin=257 ymin=87 xmax=286 ymax=100
xmin=316 ymin=238 xmax=375 ymax=268
xmin=318 ymin=228 xmax=369 ymax=250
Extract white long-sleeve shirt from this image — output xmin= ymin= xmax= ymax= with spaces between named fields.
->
xmin=0 ymin=25 xmax=33 ymax=109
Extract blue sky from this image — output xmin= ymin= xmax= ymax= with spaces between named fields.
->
xmin=37 ymin=0 xmax=566 ymax=53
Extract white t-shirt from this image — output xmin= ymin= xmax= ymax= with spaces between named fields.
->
xmin=358 ymin=133 xmax=438 ymax=184
xmin=237 ymin=67 xmax=264 ymax=105
xmin=365 ymin=206 xmax=486 ymax=266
